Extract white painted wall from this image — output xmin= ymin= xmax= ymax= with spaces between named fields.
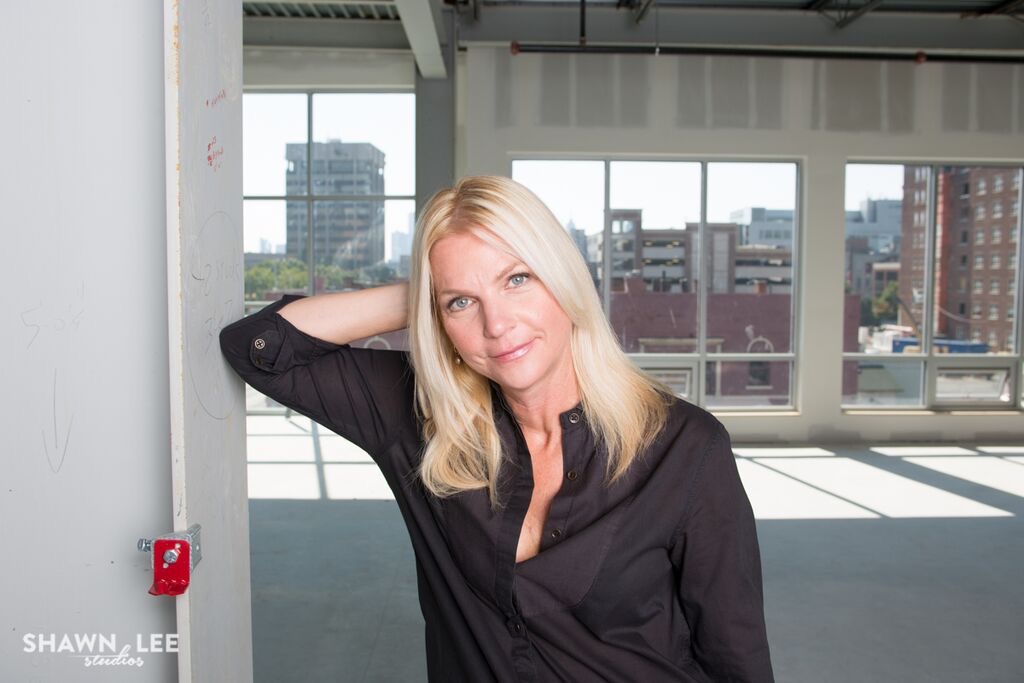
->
xmin=459 ymin=46 xmax=1024 ymax=443
xmin=1 ymin=2 xmax=177 ymax=680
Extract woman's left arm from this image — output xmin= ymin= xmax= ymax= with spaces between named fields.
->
xmin=670 ymin=423 xmax=775 ymax=682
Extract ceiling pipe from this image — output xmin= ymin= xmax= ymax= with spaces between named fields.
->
xmin=507 ymin=41 xmax=1024 ymax=64
xmin=579 ymin=0 xmax=587 ymax=46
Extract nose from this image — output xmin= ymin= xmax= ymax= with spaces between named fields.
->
xmin=481 ymin=300 xmax=515 ymax=339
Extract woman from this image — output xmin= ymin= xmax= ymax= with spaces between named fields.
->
xmin=220 ymin=176 xmax=774 ymax=682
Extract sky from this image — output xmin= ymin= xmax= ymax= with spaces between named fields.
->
xmin=242 ymin=94 xmax=907 ymax=256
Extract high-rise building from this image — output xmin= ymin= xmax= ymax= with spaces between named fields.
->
xmin=285 ymin=140 xmax=386 ymax=271
xmin=900 ymin=167 xmax=931 ymax=339
xmin=905 ymin=166 xmax=1020 ymax=352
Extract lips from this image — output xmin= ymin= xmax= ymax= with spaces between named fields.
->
xmin=491 ymin=340 xmax=534 ymax=362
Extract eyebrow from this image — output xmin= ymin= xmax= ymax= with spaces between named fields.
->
xmin=436 ymin=262 xmax=526 ymax=299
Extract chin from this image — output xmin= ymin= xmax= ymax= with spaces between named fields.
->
xmin=487 ymin=364 xmax=545 ymax=393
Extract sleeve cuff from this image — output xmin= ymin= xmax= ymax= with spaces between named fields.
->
xmin=247 ymin=294 xmax=345 ymax=374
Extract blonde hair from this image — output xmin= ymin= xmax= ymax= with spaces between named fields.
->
xmin=408 ymin=175 xmax=671 ymax=508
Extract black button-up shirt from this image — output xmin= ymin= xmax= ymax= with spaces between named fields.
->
xmin=220 ymin=295 xmax=774 ymax=682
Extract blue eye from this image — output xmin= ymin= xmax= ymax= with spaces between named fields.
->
xmin=509 ymin=272 xmax=530 ymax=287
xmin=448 ymin=296 xmax=471 ymax=311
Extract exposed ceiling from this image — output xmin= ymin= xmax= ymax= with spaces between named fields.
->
xmin=242 ymin=0 xmax=1024 ymax=75
xmin=243 ymin=0 xmax=1024 ymax=21
xmin=244 ymin=1 xmax=400 ymax=21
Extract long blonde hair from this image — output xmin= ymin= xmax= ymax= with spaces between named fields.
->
xmin=408 ymin=175 xmax=671 ymax=508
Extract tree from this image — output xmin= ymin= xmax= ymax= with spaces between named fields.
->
xmin=860 ymin=297 xmax=880 ymax=327
xmin=314 ymin=263 xmax=357 ymax=291
xmin=244 ymin=258 xmax=308 ymax=299
xmin=872 ymin=281 xmax=899 ymax=322
xmin=362 ymin=264 xmax=396 ymax=285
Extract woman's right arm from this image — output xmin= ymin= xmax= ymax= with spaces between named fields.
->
xmin=218 ymin=283 xmax=415 ymax=457
xmin=275 ymin=282 xmax=409 ymax=345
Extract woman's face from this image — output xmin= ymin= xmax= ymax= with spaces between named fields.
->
xmin=429 ymin=230 xmax=575 ymax=400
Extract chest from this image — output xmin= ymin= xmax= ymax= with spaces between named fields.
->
xmin=515 ymin=442 xmax=565 ymax=563
xmin=434 ymin=418 xmax=662 ymax=617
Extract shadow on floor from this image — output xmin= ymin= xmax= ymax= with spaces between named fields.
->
xmin=250 ymin=500 xmax=424 ymax=683
xmin=250 ymin=501 xmax=1023 ymax=682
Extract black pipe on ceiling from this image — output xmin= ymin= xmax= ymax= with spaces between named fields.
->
xmin=508 ymin=41 xmax=1024 ymax=64
xmin=579 ymin=0 xmax=586 ymax=46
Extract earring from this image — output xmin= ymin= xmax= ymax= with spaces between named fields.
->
xmin=455 ymin=353 xmax=462 ymax=365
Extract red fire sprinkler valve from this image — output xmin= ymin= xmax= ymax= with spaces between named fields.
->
xmin=138 ymin=524 xmax=202 ymax=596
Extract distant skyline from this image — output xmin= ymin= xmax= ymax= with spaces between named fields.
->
xmin=241 ymin=94 xmax=908 ymax=257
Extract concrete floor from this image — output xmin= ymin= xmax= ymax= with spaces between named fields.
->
xmin=247 ymin=415 xmax=1024 ymax=682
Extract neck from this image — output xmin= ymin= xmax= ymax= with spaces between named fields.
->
xmin=500 ymin=368 xmax=580 ymax=441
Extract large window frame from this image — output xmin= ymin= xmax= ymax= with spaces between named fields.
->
xmin=243 ymin=89 xmax=416 ymax=308
xmin=242 ymin=89 xmax=415 ymax=415
xmin=842 ymin=162 xmax=1024 ymax=411
xmin=511 ymin=155 xmax=802 ymax=412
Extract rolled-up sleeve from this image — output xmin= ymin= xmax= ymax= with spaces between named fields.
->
xmin=670 ymin=424 xmax=774 ymax=682
xmin=218 ymin=294 xmax=416 ymax=457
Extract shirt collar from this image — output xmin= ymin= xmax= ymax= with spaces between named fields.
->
xmin=489 ymin=381 xmax=586 ymax=429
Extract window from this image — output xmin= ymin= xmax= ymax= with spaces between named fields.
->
xmin=848 ymin=163 xmax=1022 ymax=408
xmin=515 ymin=159 xmax=799 ymax=409
xmin=988 ymin=330 xmax=999 ymax=347
xmin=243 ymin=92 xmax=416 ymax=307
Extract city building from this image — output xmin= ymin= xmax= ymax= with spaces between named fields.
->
xmin=730 ymin=207 xmax=794 ymax=248
xmin=905 ymin=166 xmax=1020 ymax=352
xmin=284 ymin=140 xmax=386 ymax=271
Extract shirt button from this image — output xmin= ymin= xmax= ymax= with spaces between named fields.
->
xmin=566 ymin=469 xmax=578 ymax=481
xmin=254 ymin=338 xmax=266 ymax=350
xmin=551 ymin=528 xmax=562 ymax=539
xmin=568 ymin=412 xmax=580 ymax=424
xmin=506 ymin=617 xmax=525 ymax=637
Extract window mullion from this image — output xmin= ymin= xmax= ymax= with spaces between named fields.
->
xmin=306 ymin=92 xmax=314 ymax=293
xmin=602 ymin=159 xmax=611 ymax=318
xmin=1014 ymin=169 xmax=1024 ymax=407
xmin=697 ymin=161 xmax=708 ymax=407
